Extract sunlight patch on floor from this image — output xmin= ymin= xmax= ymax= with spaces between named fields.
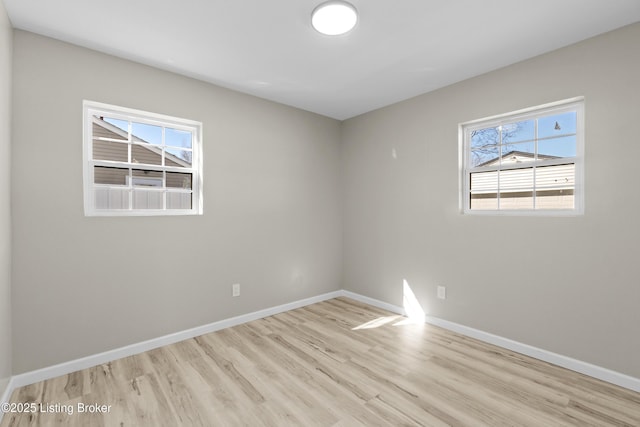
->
xmin=352 ymin=315 xmax=403 ymax=330
xmin=351 ymin=280 xmax=427 ymax=330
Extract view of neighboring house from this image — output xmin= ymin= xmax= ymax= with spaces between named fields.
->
xmin=470 ymin=151 xmax=575 ymax=210
xmin=91 ymin=116 xmax=193 ymax=210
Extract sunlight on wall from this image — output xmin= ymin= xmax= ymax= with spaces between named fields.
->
xmin=403 ymin=279 xmax=426 ymax=323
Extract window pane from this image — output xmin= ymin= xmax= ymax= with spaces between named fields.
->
xmin=93 ymin=140 xmax=128 ymax=162
xmin=102 ymin=117 xmax=129 ymax=136
xmin=131 ymin=169 xmax=163 ymax=187
xmin=470 ymin=170 xmax=497 ymax=193
xmin=95 ymin=187 xmax=129 ymax=210
xmin=538 ymin=135 xmax=576 ymax=159
xmin=167 ymin=192 xmax=192 ymax=209
xmin=470 ymin=147 xmax=500 ymax=167
xmin=94 ymin=166 xmax=128 ymax=186
xmin=132 ymin=143 xmax=162 ymax=165
xmin=470 ymin=193 xmax=497 ymax=210
xmin=93 ymin=116 xmax=127 ymax=141
xmin=501 ymin=120 xmax=534 ymax=143
xmin=165 ymin=147 xmax=192 ymax=167
xmin=166 ymin=128 xmax=192 ymax=149
xmin=536 ymin=164 xmax=575 ymax=190
xmin=535 ymin=189 xmax=574 ymax=209
xmin=471 ymin=127 xmax=500 ymax=150
xmin=538 ymin=111 xmax=577 ymax=139
xmin=499 ymin=191 xmax=534 ymax=210
xmin=499 ymin=168 xmax=533 ymax=191
xmin=133 ymin=189 xmax=163 ymax=209
xmin=166 ymin=172 xmax=192 ymax=189
xmin=499 ymin=141 xmax=535 ymax=165
xmin=131 ymin=122 xmax=162 ymax=145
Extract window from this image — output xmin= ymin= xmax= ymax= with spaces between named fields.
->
xmin=83 ymin=101 xmax=203 ymax=216
xmin=460 ymin=97 xmax=584 ymax=215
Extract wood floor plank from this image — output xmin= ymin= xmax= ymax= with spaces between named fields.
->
xmin=2 ymin=297 xmax=639 ymax=426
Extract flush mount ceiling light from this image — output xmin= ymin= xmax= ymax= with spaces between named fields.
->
xmin=312 ymin=1 xmax=358 ymax=36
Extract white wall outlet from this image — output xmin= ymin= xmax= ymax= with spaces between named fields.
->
xmin=437 ymin=286 xmax=446 ymax=300
xmin=232 ymin=283 xmax=240 ymax=297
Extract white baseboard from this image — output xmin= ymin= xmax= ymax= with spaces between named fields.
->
xmin=5 ymin=288 xmax=639 ymax=401
xmin=10 ymin=290 xmax=343 ymax=390
xmin=341 ymin=290 xmax=408 ymax=316
xmin=0 ymin=376 xmax=15 ymax=424
xmin=0 ymin=376 xmax=13 ymax=404
xmin=342 ymin=290 xmax=640 ymax=393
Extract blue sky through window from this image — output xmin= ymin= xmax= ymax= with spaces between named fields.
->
xmin=471 ymin=111 xmax=577 ymax=165
xmin=103 ymin=117 xmax=192 ymax=149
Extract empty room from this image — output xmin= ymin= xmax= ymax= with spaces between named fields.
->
xmin=1 ymin=0 xmax=639 ymax=426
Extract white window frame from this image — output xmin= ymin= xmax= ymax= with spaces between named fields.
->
xmin=459 ymin=97 xmax=585 ymax=216
xmin=83 ymin=100 xmax=203 ymax=216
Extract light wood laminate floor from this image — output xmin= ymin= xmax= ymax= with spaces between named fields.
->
xmin=2 ymin=297 xmax=639 ymax=426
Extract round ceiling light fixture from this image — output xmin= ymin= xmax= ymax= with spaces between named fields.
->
xmin=312 ymin=1 xmax=358 ymax=36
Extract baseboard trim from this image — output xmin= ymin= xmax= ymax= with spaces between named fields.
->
xmin=11 ymin=290 xmax=342 ymax=389
xmin=342 ymin=290 xmax=640 ymax=393
xmin=341 ymin=290 xmax=408 ymax=316
xmin=0 ymin=376 xmax=15 ymax=424
xmin=1 ymin=376 xmax=13 ymax=404
xmin=7 ymin=289 xmax=640 ymax=395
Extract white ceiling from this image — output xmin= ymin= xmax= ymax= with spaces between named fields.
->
xmin=4 ymin=0 xmax=640 ymax=120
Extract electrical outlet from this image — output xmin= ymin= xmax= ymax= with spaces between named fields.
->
xmin=437 ymin=286 xmax=446 ymax=300
xmin=232 ymin=283 xmax=240 ymax=297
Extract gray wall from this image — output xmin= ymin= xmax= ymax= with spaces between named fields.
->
xmin=0 ymin=1 xmax=12 ymax=396
xmin=11 ymin=31 xmax=342 ymax=373
xmin=342 ymin=23 xmax=640 ymax=378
